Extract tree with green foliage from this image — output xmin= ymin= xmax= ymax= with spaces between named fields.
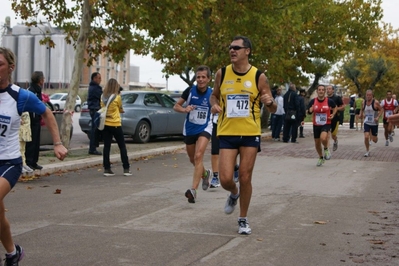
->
xmin=334 ymin=24 xmax=399 ymax=99
xmin=12 ymin=0 xmax=383 ymax=141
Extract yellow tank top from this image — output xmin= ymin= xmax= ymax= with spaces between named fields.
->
xmin=217 ymin=64 xmax=261 ymax=136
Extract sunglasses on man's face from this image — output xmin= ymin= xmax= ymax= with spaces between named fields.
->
xmin=228 ymin=45 xmax=247 ymax=51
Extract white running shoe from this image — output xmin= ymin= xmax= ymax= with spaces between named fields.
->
xmin=386 ymin=140 xmax=389 ymax=146
xmin=23 ymin=165 xmax=34 ymax=173
xmin=364 ymin=151 xmax=370 ymax=157
xmin=238 ymin=218 xmax=251 ymax=235
xmin=389 ymin=134 xmax=394 ymax=142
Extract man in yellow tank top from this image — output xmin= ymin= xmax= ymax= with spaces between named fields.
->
xmin=210 ymin=36 xmax=276 ymax=235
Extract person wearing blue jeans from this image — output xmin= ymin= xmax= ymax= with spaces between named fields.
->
xmin=271 ymin=86 xmax=284 ymax=141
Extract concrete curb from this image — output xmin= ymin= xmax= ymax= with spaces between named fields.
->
xmin=37 ymin=132 xmax=273 ymax=176
xmin=39 ymin=145 xmax=186 ymax=175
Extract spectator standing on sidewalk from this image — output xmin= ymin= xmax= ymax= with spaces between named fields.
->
xmin=210 ymin=36 xmax=276 ymax=235
xmin=25 ymin=71 xmax=44 ymax=171
xmin=271 ymin=86 xmax=284 ymax=141
xmin=349 ymin=94 xmax=356 ymax=129
xmin=0 ymin=47 xmax=68 ymax=266
xmin=19 ymin=111 xmax=33 ymax=174
xmin=283 ymin=83 xmax=300 ymax=143
xmin=87 ymin=72 xmax=103 ymax=155
xmin=307 ymin=85 xmax=337 ymax=166
xmin=327 ymin=85 xmax=345 ymax=151
xmin=174 ymin=65 xmax=213 ymax=203
xmin=101 ymin=78 xmax=131 ymax=176
xmin=380 ymin=90 xmax=398 ymax=146
xmin=360 ymin=90 xmax=383 ymax=157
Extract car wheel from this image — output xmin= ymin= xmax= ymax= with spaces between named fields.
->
xmin=75 ymin=105 xmax=81 ymax=112
xmin=54 ymin=104 xmax=60 ymax=111
xmin=134 ymin=120 xmax=151 ymax=143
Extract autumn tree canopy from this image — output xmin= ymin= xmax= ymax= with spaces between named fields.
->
xmin=11 ymin=0 xmax=384 ymax=143
xmin=333 ymin=24 xmax=399 ymax=99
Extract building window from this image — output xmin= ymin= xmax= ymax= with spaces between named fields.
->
xmin=106 ymin=69 xmax=110 ymax=80
xmin=123 ymin=71 xmax=126 ymax=84
xmin=96 ymin=68 xmax=100 ymax=73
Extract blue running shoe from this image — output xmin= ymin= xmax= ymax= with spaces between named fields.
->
xmin=210 ymin=176 xmax=220 ymax=188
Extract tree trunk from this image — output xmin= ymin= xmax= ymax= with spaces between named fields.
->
xmin=60 ymin=0 xmax=92 ymax=148
xmin=261 ymin=107 xmax=270 ymax=129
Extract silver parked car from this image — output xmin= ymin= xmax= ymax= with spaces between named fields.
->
xmin=49 ymin=93 xmax=82 ymax=112
xmin=79 ymin=91 xmax=186 ymax=143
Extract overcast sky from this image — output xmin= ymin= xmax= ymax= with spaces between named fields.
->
xmin=1 ymin=0 xmax=398 ymax=91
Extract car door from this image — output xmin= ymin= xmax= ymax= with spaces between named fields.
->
xmin=159 ymin=94 xmax=186 ymax=134
xmin=143 ymin=93 xmax=168 ymax=135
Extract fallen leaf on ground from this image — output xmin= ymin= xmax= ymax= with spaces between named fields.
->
xmin=314 ymin=220 xmax=328 ymax=224
xmin=54 ymin=189 xmax=62 ymax=194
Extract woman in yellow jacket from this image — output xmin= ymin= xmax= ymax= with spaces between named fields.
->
xmin=101 ymin=78 xmax=131 ymax=176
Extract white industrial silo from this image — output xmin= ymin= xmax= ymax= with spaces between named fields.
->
xmin=1 ymin=35 xmax=18 ymax=83
xmin=33 ymin=35 xmax=50 ymax=84
xmin=49 ymin=34 xmax=67 ymax=88
xmin=16 ymin=35 xmax=34 ymax=86
xmin=12 ymin=24 xmax=30 ymax=35
xmin=30 ymin=24 xmax=51 ymax=35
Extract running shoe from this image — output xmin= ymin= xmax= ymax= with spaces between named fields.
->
xmin=185 ymin=189 xmax=196 ymax=203
xmin=224 ymin=193 xmax=239 ymax=214
xmin=210 ymin=176 xmax=220 ymax=188
xmin=233 ymin=165 xmax=239 ymax=183
xmin=123 ymin=169 xmax=132 ymax=176
xmin=103 ymin=169 xmax=115 ymax=177
xmin=324 ymin=148 xmax=331 ymax=160
xmin=364 ymin=151 xmax=370 ymax=157
xmin=202 ymin=169 xmax=211 ymax=190
xmin=389 ymin=134 xmax=394 ymax=142
xmin=333 ymin=141 xmax=338 ymax=151
xmin=316 ymin=157 xmax=325 ymax=166
xmin=238 ymin=218 xmax=252 ymax=235
xmin=386 ymin=140 xmax=389 ymax=146
xmin=22 ymin=165 xmax=33 ymax=173
xmin=5 ymin=244 xmax=24 ymax=266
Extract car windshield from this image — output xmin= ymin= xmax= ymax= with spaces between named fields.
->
xmin=121 ymin=93 xmax=138 ymax=104
xmin=50 ymin=94 xmax=64 ymax=100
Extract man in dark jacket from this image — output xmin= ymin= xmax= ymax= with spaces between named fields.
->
xmin=26 ymin=71 xmax=44 ymax=170
xmin=87 ymin=72 xmax=103 ymax=155
xmin=283 ymin=83 xmax=300 ymax=143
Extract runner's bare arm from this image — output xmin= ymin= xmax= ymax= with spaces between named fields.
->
xmin=210 ymin=69 xmax=222 ymax=114
xmin=259 ymin=74 xmax=276 ymax=113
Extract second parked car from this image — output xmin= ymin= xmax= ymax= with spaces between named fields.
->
xmin=79 ymin=91 xmax=186 ymax=143
xmin=50 ymin=93 xmax=82 ymax=112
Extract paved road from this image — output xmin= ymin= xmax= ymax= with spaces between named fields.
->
xmin=7 ymin=125 xmax=399 ymax=265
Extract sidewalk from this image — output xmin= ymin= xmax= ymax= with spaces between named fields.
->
xmin=34 ymin=123 xmax=399 ymax=176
